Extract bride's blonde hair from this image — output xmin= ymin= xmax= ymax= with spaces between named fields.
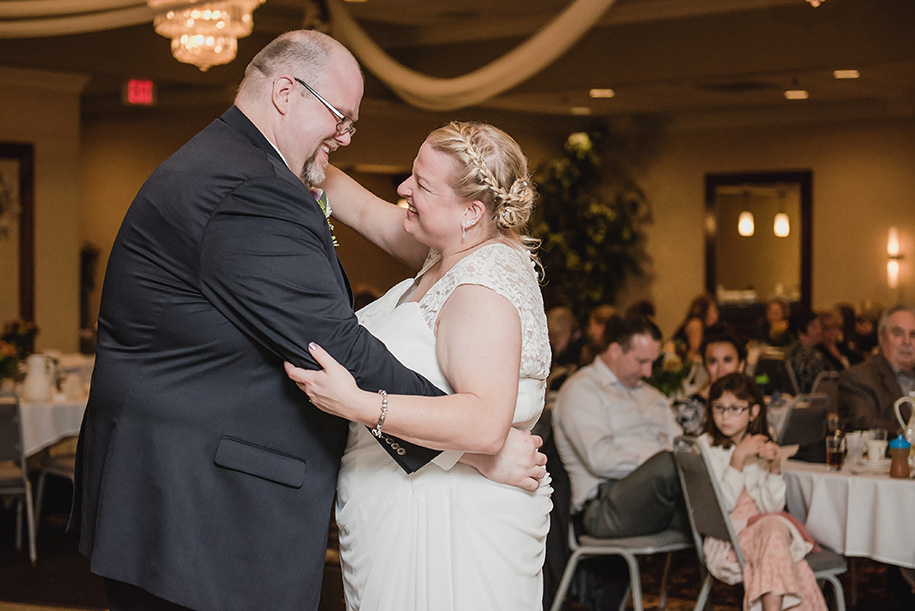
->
xmin=425 ymin=121 xmax=540 ymax=264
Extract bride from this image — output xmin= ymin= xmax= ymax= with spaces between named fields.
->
xmin=286 ymin=121 xmax=553 ymax=610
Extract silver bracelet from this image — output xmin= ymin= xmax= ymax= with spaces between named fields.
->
xmin=372 ymin=389 xmax=388 ymax=438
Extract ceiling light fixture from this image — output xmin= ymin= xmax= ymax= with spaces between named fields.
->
xmin=806 ymin=0 xmax=826 ymax=7
xmin=773 ymin=189 xmax=790 ymax=238
xmin=570 ymin=107 xmax=592 ymax=116
xmin=784 ymin=89 xmax=809 ymax=100
xmin=833 ymin=69 xmax=860 ymax=79
xmin=589 ymin=88 xmax=615 ymax=99
xmin=147 ymin=1 xmax=265 ymax=72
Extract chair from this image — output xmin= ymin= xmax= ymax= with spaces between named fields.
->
xmin=549 ymin=523 xmax=692 ymax=611
xmin=0 ymin=392 xmax=37 ymax=564
xmin=673 ymin=437 xmax=847 ymax=611
xmin=34 ymin=437 xmax=77 ymax=527
xmin=778 ymin=393 xmax=829 ymax=463
xmin=811 ymin=370 xmax=840 ymax=412
xmin=752 ymin=353 xmax=800 ymax=397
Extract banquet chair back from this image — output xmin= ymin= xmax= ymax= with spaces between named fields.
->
xmin=778 ymin=393 xmax=829 ymax=462
xmin=0 ymin=392 xmax=37 ymax=564
xmin=811 ymin=371 xmax=840 ymax=412
xmin=752 ymin=354 xmax=800 ymax=397
xmin=673 ymin=437 xmax=847 ymax=611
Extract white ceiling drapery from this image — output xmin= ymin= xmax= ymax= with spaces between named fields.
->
xmin=0 ymin=0 xmax=618 ymax=111
xmin=328 ymin=0 xmax=619 ymax=111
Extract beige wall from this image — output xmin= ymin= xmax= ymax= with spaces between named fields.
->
xmin=71 ymin=104 xmax=915 ymax=345
xmin=643 ymin=117 xmax=915 ymax=336
xmin=0 ymin=67 xmax=88 ymax=352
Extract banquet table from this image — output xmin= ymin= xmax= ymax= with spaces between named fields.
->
xmin=20 ymin=394 xmax=87 ymax=457
xmin=783 ymin=459 xmax=915 ymax=569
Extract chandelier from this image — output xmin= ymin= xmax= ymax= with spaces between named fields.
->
xmin=147 ymin=1 xmax=265 ymax=71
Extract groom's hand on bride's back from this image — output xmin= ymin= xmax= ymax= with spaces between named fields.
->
xmin=460 ymin=428 xmax=548 ymax=492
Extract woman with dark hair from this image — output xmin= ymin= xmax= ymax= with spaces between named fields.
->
xmin=673 ymin=292 xmax=719 ymax=361
xmin=673 ymin=325 xmax=747 ymax=435
xmin=756 ymin=298 xmax=794 ymax=348
xmin=698 ymin=373 xmax=827 ymax=611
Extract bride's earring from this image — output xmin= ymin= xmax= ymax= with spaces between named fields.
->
xmin=462 ymin=220 xmax=475 ymax=240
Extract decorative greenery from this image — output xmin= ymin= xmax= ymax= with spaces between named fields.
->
xmin=645 ymin=340 xmax=695 ymax=398
xmin=530 ymin=123 xmax=654 ymax=320
xmin=1 ymin=317 xmax=38 ymax=360
xmin=0 ymin=340 xmax=19 ymax=380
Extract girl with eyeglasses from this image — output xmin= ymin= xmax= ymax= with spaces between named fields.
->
xmin=699 ymin=372 xmax=827 ymax=611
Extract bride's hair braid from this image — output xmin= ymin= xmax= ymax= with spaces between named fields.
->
xmin=426 ymin=121 xmax=540 ymax=262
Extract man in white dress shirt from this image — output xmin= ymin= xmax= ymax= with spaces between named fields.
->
xmin=552 ymin=314 xmax=687 ymax=539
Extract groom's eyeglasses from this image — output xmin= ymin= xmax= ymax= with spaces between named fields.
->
xmin=293 ymin=77 xmax=357 ymax=137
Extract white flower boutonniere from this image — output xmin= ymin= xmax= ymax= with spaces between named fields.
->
xmin=312 ymin=189 xmax=338 ymax=247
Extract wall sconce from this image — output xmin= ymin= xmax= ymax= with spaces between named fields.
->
xmin=887 ymin=227 xmax=902 ymax=288
xmin=738 ymin=211 xmax=755 ymax=236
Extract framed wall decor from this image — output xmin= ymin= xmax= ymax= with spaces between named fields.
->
xmin=0 ymin=142 xmax=35 ymax=322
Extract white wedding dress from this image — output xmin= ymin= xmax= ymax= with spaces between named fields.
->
xmin=335 ymin=242 xmax=553 ymax=611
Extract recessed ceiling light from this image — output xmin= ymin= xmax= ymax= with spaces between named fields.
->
xmin=570 ymin=106 xmax=592 ymax=115
xmin=784 ymin=89 xmax=809 ymax=100
xmin=833 ymin=69 xmax=860 ymax=79
xmin=589 ymin=88 xmax=615 ymax=99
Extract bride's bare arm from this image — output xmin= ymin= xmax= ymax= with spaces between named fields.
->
xmin=320 ymin=165 xmax=428 ymax=269
xmin=287 ymin=284 xmax=521 ymax=453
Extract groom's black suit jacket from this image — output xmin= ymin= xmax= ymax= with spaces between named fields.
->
xmin=70 ymin=106 xmax=442 ymax=610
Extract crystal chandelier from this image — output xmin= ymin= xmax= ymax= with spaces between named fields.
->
xmin=147 ymin=1 xmax=265 ymax=72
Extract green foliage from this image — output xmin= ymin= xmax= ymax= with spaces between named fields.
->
xmin=531 ymin=124 xmax=653 ymax=320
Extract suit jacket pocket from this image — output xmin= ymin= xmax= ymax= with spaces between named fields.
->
xmin=214 ymin=436 xmax=306 ymax=488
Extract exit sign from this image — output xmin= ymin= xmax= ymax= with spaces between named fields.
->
xmin=124 ymin=79 xmax=155 ymax=106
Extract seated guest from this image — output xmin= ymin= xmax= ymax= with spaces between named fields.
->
xmin=839 ymin=304 xmax=915 ymax=433
xmin=833 ymin=302 xmax=866 ymax=365
xmin=673 ymin=292 xmax=719 ymax=362
xmin=552 ymin=314 xmax=686 ymax=540
xmin=818 ymin=309 xmax=850 ymax=371
xmin=546 ymin=306 xmax=582 ymax=390
xmin=578 ymin=304 xmax=617 ymax=367
xmin=855 ymin=299 xmax=884 ymax=356
xmin=786 ymin=307 xmax=837 ymax=394
xmin=625 ymin=299 xmax=657 ymax=322
xmin=756 ymin=298 xmax=794 ymax=348
xmin=674 ymin=325 xmax=748 ymax=436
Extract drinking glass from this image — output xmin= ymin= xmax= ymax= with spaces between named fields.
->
xmin=825 ymin=435 xmax=846 ymax=471
xmin=827 ymin=413 xmax=840 ymax=434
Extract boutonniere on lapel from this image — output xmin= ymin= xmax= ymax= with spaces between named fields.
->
xmin=312 ymin=188 xmax=339 ymax=247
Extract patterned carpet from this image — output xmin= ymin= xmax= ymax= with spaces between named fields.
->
xmin=2 ymin=479 xmax=913 ymax=610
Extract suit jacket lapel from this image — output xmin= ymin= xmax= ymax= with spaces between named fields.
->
xmin=220 ymin=106 xmax=353 ymax=306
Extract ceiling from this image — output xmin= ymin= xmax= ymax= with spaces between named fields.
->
xmin=1 ymin=0 xmax=913 ymax=126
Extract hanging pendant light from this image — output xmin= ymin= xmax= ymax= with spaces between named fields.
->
xmin=147 ymin=1 xmax=265 ymax=72
xmin=738 ymin=211 xmax=755 ymax=237
xmin=738 ymin=188 xmax=754 ymax=236
xmin=773 ymin=189 xmax=790 ymax=238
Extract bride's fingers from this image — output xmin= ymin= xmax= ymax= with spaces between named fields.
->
xmin=284 ymin=361 xmax=322 ymax=384
xmin=307 ymin=341 xmax=343 ymax=371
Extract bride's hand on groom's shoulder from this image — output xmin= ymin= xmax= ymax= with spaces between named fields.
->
xmin=284 ymin=343 xmax=367 ymax=423
xmin=461 ymin=428 xmax=548 ymax=492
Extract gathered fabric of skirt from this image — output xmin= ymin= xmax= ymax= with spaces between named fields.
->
xmin=336 ymin=251 xmax=552 ymax=611
xmin=704 ymin=490 xmax=826 ymax=611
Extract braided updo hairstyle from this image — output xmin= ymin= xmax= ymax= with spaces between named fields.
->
xmin=425 ymin=121 xmax=540 ymax=262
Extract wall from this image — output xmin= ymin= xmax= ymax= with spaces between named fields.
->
xmin=643 ymin=117 xmax=915 ymax=336
xmin=0 ymin=67 xmax=88 ymax=352
xmin=78 ymin=107 xmax=915 ymax=343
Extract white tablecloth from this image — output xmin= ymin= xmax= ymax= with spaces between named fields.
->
xmin=20 ymin=395 xmax=87 ymax=456
xmin=783 ymin=460 xmax=915 ymax=569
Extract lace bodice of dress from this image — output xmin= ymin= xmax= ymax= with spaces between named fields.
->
xmin=415 ymin=243 xmax=551 ymax=381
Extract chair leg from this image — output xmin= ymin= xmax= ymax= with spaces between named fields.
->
xmin=24 ymin=482 xmax=37 ymax=565
xmin=821 ymin=575 xmax=846 ymax=611
xmin=14 ymin=498 xmax=23 ymax=550
xmin=659 ymin=551 xmax=674 ymax=608
xmin=694 ymin=573 xmax=713 ymax=611
xmin=549 ymin=550 xmax=583 ymax=611
xmin=34 ymin=470 xmax=48 ymax=528
xmin=622 ymin=553 xmax=643 ymax=611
